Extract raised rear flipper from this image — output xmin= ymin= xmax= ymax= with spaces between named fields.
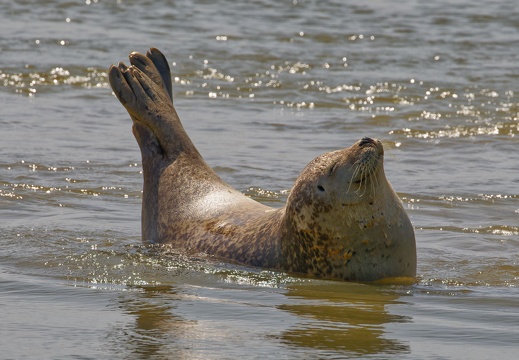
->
xmin=128 ymin=48 xmax=173 ymax=101
xmin=108 ymin=54 xmax=199 ymax=161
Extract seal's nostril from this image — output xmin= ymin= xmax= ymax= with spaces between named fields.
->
xmin=359 ymin=137 xmax=373 ymax=146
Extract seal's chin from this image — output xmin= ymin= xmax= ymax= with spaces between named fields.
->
xmin=352 ymin=145 xmax=382 ymax=182
xmin=344 ymin=138 xmax=384 ymax=198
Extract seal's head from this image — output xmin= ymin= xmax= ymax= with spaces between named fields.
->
xmin=283 ymin=137 xmax=416 ymax=280
xmin=289 ymin=137 xmax=385 ymax=210
xmin=314 ymin=136 xmax=384 ymax=205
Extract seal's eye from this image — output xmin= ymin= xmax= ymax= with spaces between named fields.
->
xmin=317 ymin=185 xmax=325 ymax=192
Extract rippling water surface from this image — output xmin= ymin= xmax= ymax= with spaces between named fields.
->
xmin=1 ymin=0 xmax=518 ymax=359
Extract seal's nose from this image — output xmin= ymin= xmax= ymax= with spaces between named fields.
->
xmin=359 ymin=137 xmax=374 ymax=146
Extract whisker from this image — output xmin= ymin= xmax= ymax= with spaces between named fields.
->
xmin=355 ymin=166 xmax=368 ymax=196
xmin=347 ymin=163 xmax=362 ymax=193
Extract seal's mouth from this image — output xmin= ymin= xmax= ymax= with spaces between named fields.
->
xmin=349 ymin=137 xmax=383 ymax=193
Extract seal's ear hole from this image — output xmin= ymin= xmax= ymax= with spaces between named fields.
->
xmin=317 ymin=185 xmax=325 ymax=192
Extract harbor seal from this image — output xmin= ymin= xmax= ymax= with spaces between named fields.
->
xmin=108 ymin=48 xmax=416 ymax=281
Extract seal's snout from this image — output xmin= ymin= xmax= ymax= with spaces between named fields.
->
xmin=358 ymin=137 xmax=384 ymax=156
xmin=359 ymin=137 xmax=375 ymax=146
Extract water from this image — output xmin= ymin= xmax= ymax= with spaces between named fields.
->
xmin=1 ymin=0 xmax=518 ymax=358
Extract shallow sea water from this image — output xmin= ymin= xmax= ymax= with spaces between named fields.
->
xmin=1 ymin=0 xmax=518 ymax=359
